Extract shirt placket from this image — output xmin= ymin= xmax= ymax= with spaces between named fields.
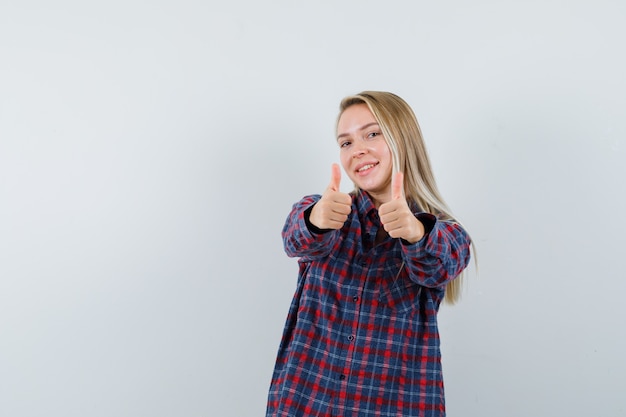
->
xmin=333 ymin=211 xmax=378 ymax=415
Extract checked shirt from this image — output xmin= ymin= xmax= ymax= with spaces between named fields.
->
xmin=266 ymin=191 xmax=471 ymax=417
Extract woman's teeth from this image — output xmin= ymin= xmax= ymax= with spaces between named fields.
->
xmin=358 ymin=163 xmax=376 ymax=172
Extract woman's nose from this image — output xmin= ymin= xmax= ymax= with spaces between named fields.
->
xmin=352 ymin=142 xmax=367 ymax=158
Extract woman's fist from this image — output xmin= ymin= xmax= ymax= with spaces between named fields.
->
xmin=378 ymin=172 xmax=425 ymax=243
xmin=309 ymin=164 xmax=352 ymax=230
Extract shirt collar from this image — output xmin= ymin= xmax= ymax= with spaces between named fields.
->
xmin=355 ymin=190 xmax=379 ymax=222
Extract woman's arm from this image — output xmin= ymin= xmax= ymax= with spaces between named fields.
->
xmin=282 ymin=195 xmax=342 ymax=259
xmin=400 ymin=218 xmax=471 ymax=288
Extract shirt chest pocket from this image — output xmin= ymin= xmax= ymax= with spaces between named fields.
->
xmin=377 ymin=267 xmax=422 ymax=315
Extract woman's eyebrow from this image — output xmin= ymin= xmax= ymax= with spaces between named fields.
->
xmin=337 ymin=122 xmax=379 ymax=141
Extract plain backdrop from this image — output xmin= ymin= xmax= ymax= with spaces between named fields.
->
xmin=1 ymin=1 xmax=625 ymax=416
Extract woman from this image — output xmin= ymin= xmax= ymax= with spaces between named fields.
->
xmin=267 ymin=91 xmax=472 ymax=416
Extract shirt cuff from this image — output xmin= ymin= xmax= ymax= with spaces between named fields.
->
xmin=416 ymin=212 xmax=437 ymax=235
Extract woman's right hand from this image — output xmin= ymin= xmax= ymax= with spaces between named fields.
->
xmin=309 ymin=164 xmax=352 ymax=230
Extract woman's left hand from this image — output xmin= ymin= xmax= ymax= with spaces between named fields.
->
xmin=378 ymin=172 xmax=425 ymax=244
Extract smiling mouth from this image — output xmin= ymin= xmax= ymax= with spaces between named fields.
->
xmin=357 ymin=163 xmax=378 ymax=173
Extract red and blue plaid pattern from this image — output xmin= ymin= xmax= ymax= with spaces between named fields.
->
xmin=267 ymin=191 xmax=471 ymax=416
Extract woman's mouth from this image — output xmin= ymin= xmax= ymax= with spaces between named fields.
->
xmin=356 ymin=162 xmax=378 ymax=174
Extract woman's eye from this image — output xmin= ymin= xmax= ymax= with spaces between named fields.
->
xmin=340 ymin=141 xmax=351 ymax=148
xmin=367 ymin=131 xmax=380 ymax=139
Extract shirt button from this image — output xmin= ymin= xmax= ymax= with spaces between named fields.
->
xmin=339 ymin=374 xmax=346 ymax=380
xmin=348 ymin=335 xmax=355 ymax=341
xmin=353 ymin=296 xmax=359 ymax=302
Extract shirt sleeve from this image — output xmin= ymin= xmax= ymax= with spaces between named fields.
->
xmin=282 ymin=195 xmax=341 ymax=259
xmin=400 ymin=216 xmax=471 ymax=288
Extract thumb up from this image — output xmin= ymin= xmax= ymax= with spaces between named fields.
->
xmin=391 ymin=170 xmax=404 ymax=200
xmin=379 ymin=171 xmax=425 ymax=243
xmin=309 ymin=164 xmax=352 ymax=230
xmin=328 ymin=162 xmax=342 ymax=192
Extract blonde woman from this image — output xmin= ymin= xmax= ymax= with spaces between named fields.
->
xmin=267 ymin=91 xmax=472 ymax=416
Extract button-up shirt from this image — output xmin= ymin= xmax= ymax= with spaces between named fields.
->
xmin=267 ymin=191 xmax=471 ymax=416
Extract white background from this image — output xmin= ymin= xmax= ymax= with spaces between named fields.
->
xmin=1 ymin=1 xmax=625 ymax=416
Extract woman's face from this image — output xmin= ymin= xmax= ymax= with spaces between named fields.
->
xmin=337 ymin=104 xmax=393 ymax=205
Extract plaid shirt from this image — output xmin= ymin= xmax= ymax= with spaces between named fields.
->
xmin=267 ymin=191 xmax=471 ymax=417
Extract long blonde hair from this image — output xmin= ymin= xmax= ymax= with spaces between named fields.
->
xmin=337 ymin=91 xmax=472 ymax=304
